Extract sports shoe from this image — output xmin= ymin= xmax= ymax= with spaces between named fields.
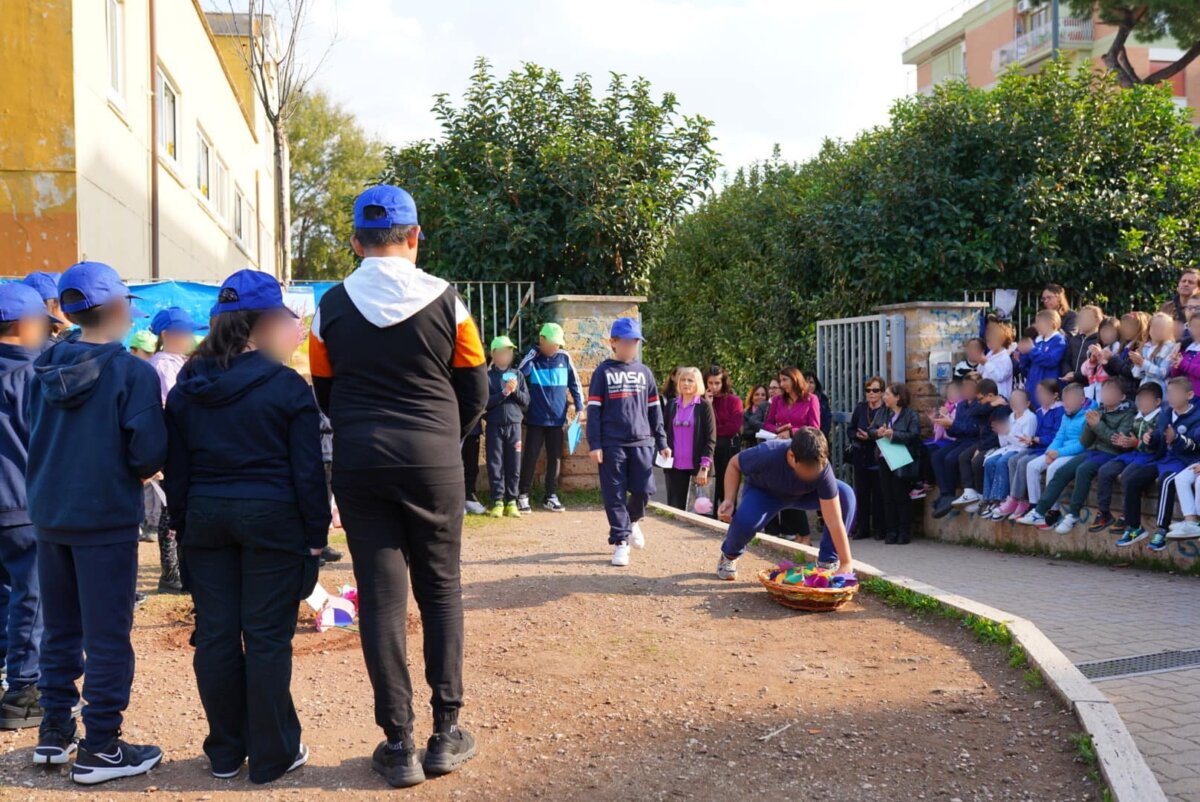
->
xmin=1148 ymin=530 xmax=1168 ymax=552
xmin=1167 ymin=520 xmax=1200 ymax=539
xmin=287 ymin=743 xmax=309 ymax=773
xmin=931 ymin=497 xmax=953 ymax=518
xmin=211 ymin=761 xmax=242 ymax=779
xmin=516 ymin=495 xmax=532 ymax=514
xmin=504 ymin=501 xmax=522 ymax=518
xmin=544 ymin=496 xmax=566 ymax=513
xmin=320 ymin=545 xmax=344 ymax=563
xmin=71 ymin=738 xmax=163 ymax=785
xmin=989 ymin=505 xmax=1011 ymax=520
xmin=611 ymin=542 xmax=631 ymax=567
xmin=964 ymin=502 xmax=981 ymax=515
xmin=816 ymin=559 xmax=838 ymax=570
xmin=0 ymin=684 xmax=43 ymax=730
xmin=630 ymin=523 xmax=645 ymax=549
xmin=1016 ymin=510 xmax=1045 ymax=526
xmin=1054 ymin=514 xmax=1080 ymax=534
xmin=1008 ymin=501 xmax=1031 ymax=521
xmin=488 ymin=502 xmax=504 ymax=518
xmin=33 ymin=719 xmax=77 ymax=765
xmin=909 ymin=483 xmax=931 ymax=500
xmin=952 ymin=489 xmax=980 ymax=506
xmin=1115 ymin=528 xmax=1147 ymax=547
xmin=372 ymin=740 xmax=425 ymax=789
xmin=1109 ymin=517 xmax=1128 ymax=534
xmin=993 ymin=497 xmax=1018 ymax=518
xmin=464 ymin=499 xmax=487 ymax=516
xmin=423 ymin=728 xmax=477 ymax=776
xmin=716 ymin=554 xmax=737 ymax=581
xmin=1088 ymin=513 xmax=1114 ymax=533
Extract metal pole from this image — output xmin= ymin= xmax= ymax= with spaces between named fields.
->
xmin=1051 ymin=0 xmax=1060 ymax=58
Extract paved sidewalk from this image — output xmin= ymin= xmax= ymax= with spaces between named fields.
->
xmin=847 ymin=539 xmax=1200 ymax=802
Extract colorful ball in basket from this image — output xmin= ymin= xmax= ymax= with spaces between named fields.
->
xmin=693 ymin=496 xmax=713 ymax=515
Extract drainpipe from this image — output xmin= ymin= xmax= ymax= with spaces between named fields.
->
xmin=148 ymin=0 xmax=160 ymax=280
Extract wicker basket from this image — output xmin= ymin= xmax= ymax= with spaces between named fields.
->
xmin=756 ymin=569 xmax=859 ymax=612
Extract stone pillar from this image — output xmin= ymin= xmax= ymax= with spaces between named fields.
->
xmin=535 ymin=294 xmax=649 ymax=491
xmin=873 ymin=301 xmax=988 ymax=419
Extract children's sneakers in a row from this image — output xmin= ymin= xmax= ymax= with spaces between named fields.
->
xmin=478 ymin=495 xmax=567 ymax=517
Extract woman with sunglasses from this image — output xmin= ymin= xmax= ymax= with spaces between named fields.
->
xmin=847 ymin=377 xmax=886 ymax=539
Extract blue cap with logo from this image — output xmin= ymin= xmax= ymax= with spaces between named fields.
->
xmin=58 ymin=261 xmax=145 ymax=317
xmin=22 ymin=271 xmax=61 ymax=301
xmin=0 ymin=283 xmax=63 ymax=324
xmin=149 ymin=307 xmax=207 ymax=336
xmin=611 ymin=317 xmax=644 ymax=341
xmin=353 ymin=185 xmax=425 ymax=239
xmin=210 ymin=269 xmax=297 ymax=318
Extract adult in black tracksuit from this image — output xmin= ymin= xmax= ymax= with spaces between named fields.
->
xmin=163 ymin=270 xmax=330 ymax=784
xmin=484 ymin=340 xmax=529 ymax=510
xmin=308 ymin=185 xmax=488 ymax=790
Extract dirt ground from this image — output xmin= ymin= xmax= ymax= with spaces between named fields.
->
xmin=0 ymin=505 xmax=1101 ymax=801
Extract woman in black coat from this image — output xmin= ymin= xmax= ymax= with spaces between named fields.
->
xmin=662 ymin=367 xmax=717 ymax=510
xmin=740 ymin=384 xmax=769 ymax=449
xmin=847 ymin=377 xmax=886 ymax=540
xmin=871 ymin=382 xmax=922 ymax=545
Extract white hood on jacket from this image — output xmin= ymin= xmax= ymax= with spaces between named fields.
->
xmin=340 ymin=256 xmax=449 ymax=329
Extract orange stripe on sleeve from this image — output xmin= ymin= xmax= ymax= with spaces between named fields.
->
xmin=452 ymin=316 xmax=486 ymax=368
xmin=308 ymin=332 xmax=333 ymax=378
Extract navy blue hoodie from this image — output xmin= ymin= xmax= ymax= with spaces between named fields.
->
xmin=0 ymin=344 xmax=38 ymax=526
xmin=164 ymin=352 xmax=331 ymax=550
xmin=28 ymin=341 xmax=167 ymax=544
xmin=585 ymin=358 xmax=668 ymax=450
xmin=485 ymin=364 xmax=530 ymax=426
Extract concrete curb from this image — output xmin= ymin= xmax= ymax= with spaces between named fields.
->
xmin=649 ymin=501 xmax=1167 ymax=802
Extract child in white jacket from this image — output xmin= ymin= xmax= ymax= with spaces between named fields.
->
xmin=1131 ymin=312 xmax=1177 ymax=393
xmin=980 ymin=387 xmax=1036 ymax=517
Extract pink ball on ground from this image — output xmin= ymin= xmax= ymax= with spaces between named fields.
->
xmin=694 ymin=496 xmax=713 ymax=515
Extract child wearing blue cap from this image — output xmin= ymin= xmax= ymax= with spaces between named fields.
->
xmin=21 ymin=272 xmax=68 ymax=340
xmin=26 ymin=261 xmax=167 ymax=783
xmin=147 ymin=306 xmax=205 ymax=593
xmin=0 ymin=284 xmax=56 ymax=730
xmin=163 ymin=269 xmax=329 ymax=784
xmin=586 ymin=317 xmax=670 ymax=566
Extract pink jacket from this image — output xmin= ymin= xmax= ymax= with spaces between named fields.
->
xmin=1170 ymin=345 xmax=1200 ymax=385
xmin=763 ymin=394 xmax=821 ymax=433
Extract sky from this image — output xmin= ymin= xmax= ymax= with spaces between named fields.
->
xmin=286 ymin=0 xmax=961 ymax=175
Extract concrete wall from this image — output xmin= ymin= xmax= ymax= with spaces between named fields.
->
xmin=875 ymin=301 xmax=988 ymax=418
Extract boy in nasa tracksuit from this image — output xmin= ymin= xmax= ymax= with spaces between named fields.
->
xmin=586 ymin=318 xmax=670 ymax=567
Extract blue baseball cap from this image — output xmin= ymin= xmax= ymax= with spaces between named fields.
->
xmin=210 ymin=269 xmax=298 ymax=318
xmin=58 ymin=261 xmax=145 ymax=317
xmin=22 ymin=271 xmax=61 ymax=301
xmin=353 ymin=185 xmax=425 ymax=239
xmin=0 ymin=283 xmax=62 ymax=324
xmin=149 ymin=306 xmax=206 ymax=336
xmin=611 ymin=317 xmax=644 ymax=341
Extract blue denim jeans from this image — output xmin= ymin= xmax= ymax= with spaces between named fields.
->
xmin=982 ymin=451 xmax=1017 ymax=500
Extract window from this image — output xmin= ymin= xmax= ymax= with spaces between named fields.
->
xmin=106 ymin=0 xmax=124 ymax=97
xmin=156 ymin=70 xmax=179 ymax=160
xmin=214 ymin=158 xmax=229 ymax=219
xmin=196 ymin=132 xmax=211 ymax=199
xmin=233 ymin=187 xmax=245 ymax=241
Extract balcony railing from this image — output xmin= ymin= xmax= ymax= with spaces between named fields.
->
xmin=992 ymin=17 xmax=1094 ymax=72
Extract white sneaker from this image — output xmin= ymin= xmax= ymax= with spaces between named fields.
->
xmin=287 ymin=743 xmax=309 ymax=773
xmin=630 ymin=523 xmax=645 ymax=549
xmin=1167 ymin=520 xmax=1200 ymax=539
xmin=1054 ymin=514 xmax=1080 ymax=534
xmin=716 ymin=554 xmax=737 ymax=580
xmin=611 ymin=542 xmax=631 ymax=567
xmin=964 ymin=502 xmax=980 ymax=514
xmin=1016 ymin=510 xmax=1045 ymax=526
xmin=952 ymin=489 xmax=981 ymax=506
xmin=464 ymin=500 xmax=487 ymax=515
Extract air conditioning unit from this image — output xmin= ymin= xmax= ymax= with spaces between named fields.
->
xmin=1016 ymin=0 xmax=1034 ymax=13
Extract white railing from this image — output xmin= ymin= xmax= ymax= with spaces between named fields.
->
xmin=993 ymin=17 xmax=1094 ymax=72
xmin=903 ymin=0 xmax=982 ymax=50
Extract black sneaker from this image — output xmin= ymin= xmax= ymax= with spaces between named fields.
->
xmin=320 ymin=545 xmax=344 ymax=563
xmin=0 ymin=684 xmax=43 ymax=729
xmin=287 ymin=743 xmax=309 ymax=773
xmin=543 ymin=496 xmax=566 ymax=513
xmin=1088 ymin=513 xmax=1114 ymax=533
xmin=516 ymin=495 xmax=532 ymax=514
xmin=134 ymin=591 xmax=148 ymax=607
xmin=423 ymin=728 xmax=477 ymax=776
xmin=157 ymin=574 xmax=184 ymax=594
xmin=932 ymin=497 xmax=954 ymax=519
xmin=1044 ymin=509 xmax=1062 ymax=528
xmin=71 ymin=738 xmax=163 ymax=785
xmin=33 ymin=718 xmax=77 ymax=765
xmin=372 ymin=741 xmax=425 ymax=788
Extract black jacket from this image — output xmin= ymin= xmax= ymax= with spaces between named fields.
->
xmin=847 ymin=400 xmax=884 ymax=469
xmin=741 ymin=401 xmax=768 ymax=447
xmin=485 ymin=365 xmax=529 ymax=426
xmin=1104 ymin=345 xmax=1142 ymax=401
xmin=1062 ymin=331 xmax=1099 ymax=380
xmin=870 ymin=406 xmax=922 ymax=475
xmin=664 ymin=397 xmax=716 ymax=475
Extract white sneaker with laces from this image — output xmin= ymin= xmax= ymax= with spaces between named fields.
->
xmin=952 ymin=489 xmax=981 ymax=506
xmin=630 ymin=523 xmax=645 ymax=549
xmin=716 ymin=554 xmax=737 ymax=580
xmin=1016 ymin=510 xmax=1045 ymax=526
xmin=611 ymin=542 xmax=631 ymax=567
xmin=464 ymin=500 xmax=487 ymax=515
xmin=1054 ymin=514 xmax=1079 ymax=534
xmin=1167 ymin=520 xmax=1200 ymax=539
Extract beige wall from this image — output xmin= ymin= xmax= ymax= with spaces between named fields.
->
xmin=964 ymin=5 xmax=1016 ymax=87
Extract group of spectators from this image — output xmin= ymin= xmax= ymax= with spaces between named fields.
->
xmin=846 ymin=272 xmax=1200 ymax=551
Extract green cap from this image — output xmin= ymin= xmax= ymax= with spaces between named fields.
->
xmin=129 ymin=330 xmax=157 ymax=352
xmin=539 ymin=322 xmax=565 ymax=346
xmin=490 ymin=334 xmax=516 ymax=351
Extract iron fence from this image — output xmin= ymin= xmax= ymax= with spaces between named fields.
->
xmin=453 ymin=281 xmax=537 ymax=351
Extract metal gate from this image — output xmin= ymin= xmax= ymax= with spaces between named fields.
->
xmin=815 ymin=314 xmax=907 ymax=480
xmin=452 ymin=281 xmax=537 ymax=351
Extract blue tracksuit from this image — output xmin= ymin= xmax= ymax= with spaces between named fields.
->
xmin=27 ymin=339 xmax=167 ymax=751
xmin=484 ymin=366 xmax=529 ymax=503
xmin=586 ymin=358 xmax=667 ymax=543
xmin=519 ymin=347 xmax=583 ymax=427
xmin=1019 ymin=333 xmax=1068 ymax=389
xmin=0 ymin=344 xmax=40 ymax=692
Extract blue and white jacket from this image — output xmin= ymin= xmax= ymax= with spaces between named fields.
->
xmin=1147 ymin=401 xmax=1200 ymax=463
xmin=585 ymin=358 xmax=667 ymax=450
xmin=519 ymin=348 xmax=584 ymax=427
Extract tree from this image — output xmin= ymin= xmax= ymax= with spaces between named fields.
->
xmin=289 ymin=90 xmax=385 ymax=280
xmin=379 ymin=58 xmax=718 ymax=295
xmin=225 ymin=1 xmax=335 ymax=283
xmin=1068 ymin=1 xmax=1200 ymax=87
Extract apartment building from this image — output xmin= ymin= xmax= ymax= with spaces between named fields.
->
xmin=902 ymin=0 xmax=1200 ymax=120
xmin=0 ymin=1 xmax=281 ymax=281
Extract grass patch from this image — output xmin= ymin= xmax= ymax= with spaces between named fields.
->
xmin=944 ymin=533 xmax=1200 ymax=577
xmin=1023 ymin=667 xmax=1046 ymax=690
